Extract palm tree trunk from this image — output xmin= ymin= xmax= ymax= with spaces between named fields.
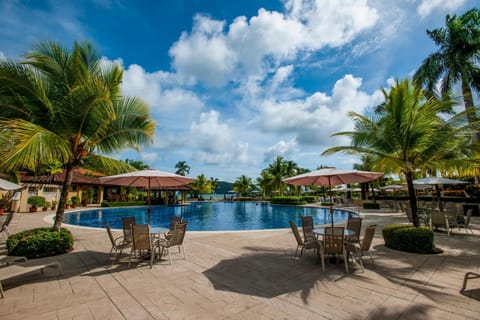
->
xmin=405 ymin=170 xmax=419 ymax=227
xmin=53 ymin=163 xmax=74 ymax=230
xmin=462 ymin=77 xmax=480 ymax=183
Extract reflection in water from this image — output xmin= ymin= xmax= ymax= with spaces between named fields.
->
xmin=63 ymin=202 xmax=355 ymax=231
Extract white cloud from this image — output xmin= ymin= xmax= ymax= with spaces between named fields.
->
xmin=417 ymin=0 xmax=466 ymax=18
xmin=264 ymin=139 xmax=299 ymax=162
xmin=0 ymin=52 xmax=5 ymax=61
xmin=168 ymin=0 xmax=379 ymax=87
xmin=254 ymin=74 xmax=383 ymax=146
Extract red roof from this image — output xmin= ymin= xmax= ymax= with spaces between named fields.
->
xmin=20 ymin=169 xmax=101 ymax=185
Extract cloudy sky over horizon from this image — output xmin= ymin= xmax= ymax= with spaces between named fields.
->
xmin=0 ymin=0 xmax=476 ymax=182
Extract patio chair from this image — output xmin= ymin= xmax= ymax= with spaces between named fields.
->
xmin=129 ymin=224 xmax=156 ymax=268
xmin=430 ymin=210 xmax=453 ymax=236
xmin=457 ymin=209 xmax=474 ymax=234
xmin=162 ymin=215 xmax=183 ymax=240
xmin=345 ymin=224 xmax=377 ymax=271
xmin=321 ymin=227 xmax=348 ymax=273
xmin=0 ymin=259 xmax=62 ymax=298
xmin=301 ymin=216 xmax=317 ymax=242
xmin=106 ymin=223 xmax=132 ymax=265
xmin=156 ymin=222 xmax=188 ymax=265
xmin=121 ymin=216 xmax=136 ymax=244
xmin=289 ymin=221 xmax=322 ymax=265
xmin=0 ymin=212 xmax=14 ymax=240
xmin=345 ymin=217 xmax=362 ymax=244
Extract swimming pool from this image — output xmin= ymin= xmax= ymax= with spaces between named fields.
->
xmin=62 ymin=202 xmax=356 ymax=231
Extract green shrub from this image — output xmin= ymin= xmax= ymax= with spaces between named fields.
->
xmin=27 ymin=196 xmax=46 ymax=208
xmin=302 ymin=196 xmax=317 ymax=203
xmin=101 ymin=200 xmax=111 ymax=207
xmin=363 ymin=202 xmax=380 ymax=209
xmin=271 ymin=196 xmax=306 ymax=205
xmin=101 ymin=200 xmax=146 ymax=207
xmin=70 ymin=196 xmax=80 ymax=206
xmin=382 ymin=224 xmax=434 ymax=253
xmin=6 ymin=227 xmax=74 ymax=258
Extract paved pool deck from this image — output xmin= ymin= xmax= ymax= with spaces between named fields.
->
xmin=1 ymin=207 xmax=479 ymax=319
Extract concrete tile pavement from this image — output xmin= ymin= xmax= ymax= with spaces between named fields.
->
xmin=0 ymin=208 xmax=479 ymax=319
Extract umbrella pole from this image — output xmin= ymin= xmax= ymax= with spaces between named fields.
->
xmin=147 ymin=178 xmax=151 ymax=224
xmin=329 ymin=178 xmax=334 ymax=228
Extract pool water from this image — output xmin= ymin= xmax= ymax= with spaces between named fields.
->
xmin=62 ymin=202 xmax=355 ymax=231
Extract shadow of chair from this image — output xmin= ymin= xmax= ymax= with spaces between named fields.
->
xmin=105 ymin=223 xmax=132 ymax=265
xmin=322 ymin=227 xmax=348 ymax=273
xmin=345 ymin=224 xmax=377 ymax=271
xmin=156 ymin=222 xmax=188 ymax=264
xmin=129 ymin=224 xmax=156 ymax=268
xmin=461 ymin=272 xmax=480 ymax=300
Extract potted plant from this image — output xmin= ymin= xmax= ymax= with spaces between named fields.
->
xmin=70 ymin=196 xmax=80 ymax=208
xmin=64 ymin=199 xmax=71 ymax=209
xmin=51 ymin=200 xmax=58 ymax=210
xmin=27 ymin=196 xmax=46 ymax=213
xmin=43 ymin=201 xmax=51 ymax=211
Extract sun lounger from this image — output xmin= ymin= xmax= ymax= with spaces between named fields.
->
xmin=0 ymin=260 xmax=62 ymax=298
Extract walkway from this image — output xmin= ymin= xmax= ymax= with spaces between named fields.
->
xmin=0 ymin=208 xmax=479 ymax=319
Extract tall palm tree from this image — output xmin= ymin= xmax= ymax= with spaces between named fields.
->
xmin=124 ymin=159 xmax=150 ymax=170
xmin=233 ymin=175 xmax=253 ymax=196
xmin=174 ymin=161 xmax=191 ymax=176
xmin=413 ymin=8 xmax=480 ymax=146
xmin=209 ymin=177 xmax=219 ymax=194
xmin=256 ymin=171 xmax=274 ymax=198
xmin=323 ymin=79 xmax=475 ymax=226
xmin=266 ymin=156 xmax=287 ymax=194
xmin=0 ymin=41 xmax=155 ymax=230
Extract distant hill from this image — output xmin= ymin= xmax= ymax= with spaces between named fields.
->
xmin=214 ymin=181 xmax=233 ymax=194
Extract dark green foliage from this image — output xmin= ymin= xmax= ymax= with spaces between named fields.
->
xmin=382 ymin=224 xmax=434 ymax=253
xmin=101 ymin=201 xmax=146 ymax=207
xmin=70 ymin=196 xmax=80 ymax=206
xmin=6 ymin=228 xmax=73 ymax=258
xmin=302 ymin=196 xmax=317 ymax=203
xmin=363 ymin=203 xmax=380 ymax=209
xmin=27 ymin=196 xmax=46 ymax=208
xmin=271 ymin=196 xmax=306 ymax=205
xmin=236 ymin=197 xmax=254 ymax=201
xmin=465 ymin=185 xmax=480 ymax=198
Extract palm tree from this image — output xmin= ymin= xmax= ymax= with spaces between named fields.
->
xmin=208 ymin=177 xmax=219 ymax=194
xmin=0 ymin=41 xmax=155 ymax=230
xmin=322 ymin=79 xmax=475 ymax=226
xmin=191 ymin=174 xmax=211 ymax=195
xmin=265 ymin=156 xmax=287 ymax=194
xmin=353 ymin=155 xmax=375 ymax=200
xmin=175 ymin=161 xmax=191 ymax=176
xmin=233 ymin=175 xmax=253 ymax=196
xmin=256 ymin=171 xmax=274 ymax=198
xmin=125 ymin=159 xmax=150 ymax=170
xmin=413 ymin=9 xmax=480 ymax=146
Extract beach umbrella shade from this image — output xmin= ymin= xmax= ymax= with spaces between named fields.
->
xmin=283 ymin=168 xmax=384 ymax=227
xmin=100 ymin=169 xmax=195 ymax=223
xmin=0 ymin=178 xmax=24 ymax=191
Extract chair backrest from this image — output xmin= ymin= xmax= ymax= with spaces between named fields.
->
xmin=465 ymin=209 xmax=473 ymax=225
xmin=431 ymin=210 xmax=447 ymax=226
xmin=301 ymin=216 xmax=315 ymax=240
xmin=132 ymin=224 xmax=151 ymax=251
xmin=324 ymin=227 xmax=344 ymax=255
xmin=0 ymin=212 xmax=14 ymax=232
xmin=121 ymin=216 xmax=136 ymax=242
xmin=169 ymin=215 xmax=183 ymax=231
xmin=169 ymin=222 xmax=188 ymax=246
xmin=289 ymin=221 xmax=303 ymax=246
xmin=346 ymin=217 xmax=362 ymax=240
xmin=105 ymin=223 xmax=116 ymax=246
xmin=360 ymin=224 xmax=376 ymax=251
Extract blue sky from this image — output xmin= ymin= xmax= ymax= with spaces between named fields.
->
xmin=0 ymin=0 xmax=476 ymax=182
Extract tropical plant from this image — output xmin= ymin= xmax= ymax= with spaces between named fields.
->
xmin=27 ymin=196 xmax=46 ymax=208
xmin=233 ymin=175 xmax=253 ymax=196
xmin=322 ymin=79 xmax=476 ymax=226
xmin=174 ymin=161 xmax=190 ymax=176
xmin=256 ymin=171 xmax=274 ymax=197
xmin=413 ymin=8 xmax=480 ymax=147
xmin=191 ymin=174 xmax=211 ymax=194
xmin=0 ymin=41 xmax=155 ymax=230
xmin=209 ymin=177 xmax=219 ymax=193
xmin=124 ymin=159 xmax=150 ymax=170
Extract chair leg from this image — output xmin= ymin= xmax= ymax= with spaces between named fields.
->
xmin=319 ymin=247 xmax=325 ymax=272
xmin=343 ymin=251 xmax=349 ymax=273
xmin=167 ymin=247 xmax=172 ymax=265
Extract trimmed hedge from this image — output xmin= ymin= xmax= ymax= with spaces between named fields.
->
xmin=382 ymin=224 xmax=434 ymax=254
xmin=363 ymin=202 xmax=380 ymax=209
xmin=6 ymin=228 xmax=74 ymax=258
xmin=271 ymin=196 xmax=306 ymax=205
xmin=303 ymin=196 xmax=317 ymax=203
xmin=101 ymin=200 xmax=146 ymax=207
